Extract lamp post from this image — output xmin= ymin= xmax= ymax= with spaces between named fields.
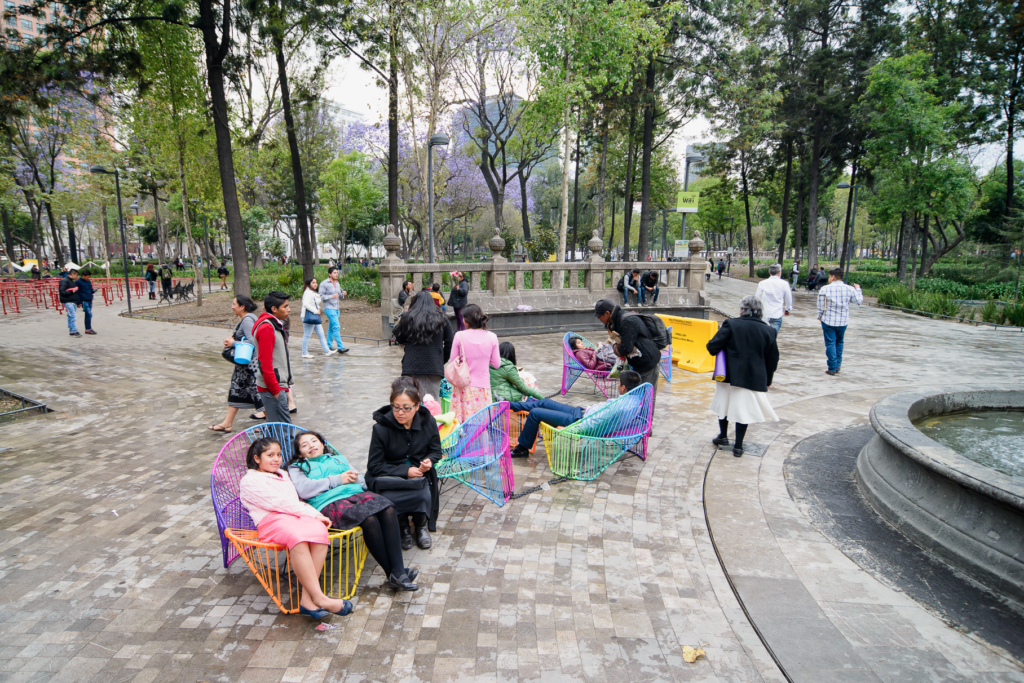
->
xmin=130 ymin=201 xmax=141 ymax=263
xmin=427 ymin=133 xmax=450 ymax=264
xmin=837 ymin=181 xmax=861 ymax=273
xmin=681 ymin=151 xmax=704 ymax=243
xmin=90 ymin=165 xmax=133 ymax=314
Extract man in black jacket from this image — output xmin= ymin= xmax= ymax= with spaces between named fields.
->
xmin=594 ymin=299 xmax=661 ymax=395
xmin=640 ymin=271 xmax=659 ymax=306
xmin=58 ymin=269 xmax=82 ymax=337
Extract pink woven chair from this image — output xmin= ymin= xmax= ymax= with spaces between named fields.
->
xmin=561 ymin=332 xmax=618 ymax=398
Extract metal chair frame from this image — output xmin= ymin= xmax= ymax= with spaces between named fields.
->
xmin=436 ymin=401 xmax=514 ymax=506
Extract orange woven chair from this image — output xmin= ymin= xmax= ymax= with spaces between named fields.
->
xmin=509 ymin=410 xmax=537 ymax=454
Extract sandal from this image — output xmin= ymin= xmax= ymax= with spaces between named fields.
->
xmin=208 ymin=425 xmax=233 ymax=433
xmin=250 ymin=413 xmax=266 ymax=420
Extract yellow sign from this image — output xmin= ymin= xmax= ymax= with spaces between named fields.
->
xmin=133 ymin=216 xmax=145 ymax=226
xmin=656 ymin=314 xmax=718 ymax=373
xmin=676 ymin=192 xmax=700 ymax=213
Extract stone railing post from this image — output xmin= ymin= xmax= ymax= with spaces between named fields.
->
xmin=686 ymin=231 xmax=707 ymax=293
xmin=488 ymin=228 xmax=509 ymax=296
xmin=379 ymin=224 xmax=404 ymax=316
xmin=584 ymin=230 xmax=606 ymax=293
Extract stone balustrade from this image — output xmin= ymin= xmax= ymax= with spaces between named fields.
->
xmin=379 ymin=226 xmax=709 ymax=322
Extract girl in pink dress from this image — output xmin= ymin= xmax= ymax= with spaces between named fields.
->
xmin=449 ymin=304 xmax=501 ymax=422
xmin=239 ymin=437 xmax=353 ymax=619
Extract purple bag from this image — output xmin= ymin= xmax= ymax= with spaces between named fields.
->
xmin=713 ymin=350 xmax=727 ymax=382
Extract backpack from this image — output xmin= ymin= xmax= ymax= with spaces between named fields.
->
xmin=635 ymin=313 xmax=670 ymax=350
xmin=616 ymin=274 xmax=627 ymax=292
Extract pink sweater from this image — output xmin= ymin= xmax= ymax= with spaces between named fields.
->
xmin=451 ymin=329 xmax=500 ymax=389
xmin=239 ymin=469 xmax=322 ymax=526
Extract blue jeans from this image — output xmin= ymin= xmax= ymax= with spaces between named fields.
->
xmin=323 ymin=308 xmax=345 ymax=350
xmin=65 ymin=303 xmax=78 ymax=334
xmin=641 ymin=286 xmax=659 ymax=304
xmin=81 ymin=301 xmax=93 ymax=330
xmin=768 ymin=317 xmax=782 ymax=333
xmin=621 ymin=290 xmax=637 ymax=306
xmin=302 ymin=323 xmax=329 ymax=354
xmin=508 ymin=398 xmax=583 ymax=449
xmin=821 ymin=323 xmax=847 ymax=371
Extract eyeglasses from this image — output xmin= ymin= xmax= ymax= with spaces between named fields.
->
xmin=391 ymin=404 xmax=417 ymax=413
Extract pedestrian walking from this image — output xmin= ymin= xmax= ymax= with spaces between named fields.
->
xmin=448 ymin=304 xmax=500 ymax=422
xmin=318 ymin=266 xmax=349 ymax=353
xmin=392 ymin=291 xmax=453 ymax=399
xmin=217 ymin=263 xmax=229 ymax=290
xmin=705 ymin=259 xmax=713 ymax=282
xmin=78 ymin=270 xmax=96 ymax=335
xmin=754 ymin=263 xmax=793 ymax=333
xmin=300 ymin=277 xmax=336 ymax=359
xmin=253 ymin=291 xmax=294 ymax=424
xmin=791 ymin=261 xmax=800 ymax=288
xmin=816 ymin=268 xmax=862 ymax=376
xmin=58 ymin=268 xmax=82 ymax=337
xmin=209 ymin=295 xmax=266 ymax=433
xmin=159 ymin=263 xmax=173 ymax=300
xmin=449 ymin=271 xmax=469 ymax=331
xmin=144 ymin=264 xmax=157 ymax=300
xmin=705 ymin=295 xmax=780 ymax=457
xmin=594 ymin=299 xmax=661 ymax=395
xmin=717 ymin=260 xmax=726 ymax=279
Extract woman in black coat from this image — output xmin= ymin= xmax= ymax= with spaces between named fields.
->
xmin=705 ymin=295 xmax=780 ymax=457
xmin=367 ymin=380 xmax=443 ymax=550
xmin=449 ymin=271 xmax=469 ymax=331
xmin=392 ymin=292 xmax=453 ymax=399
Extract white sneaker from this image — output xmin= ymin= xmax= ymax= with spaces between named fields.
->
xmin=325 ymin=349 xmax=338 ymax=356
xmin=302 ymin=353 xmax=314 ymax=359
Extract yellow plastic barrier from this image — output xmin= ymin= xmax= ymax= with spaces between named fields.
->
xmin=656 ymin=314 xmax=718 ymax=373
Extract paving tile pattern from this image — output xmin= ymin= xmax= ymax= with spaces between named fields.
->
xmin=0 ymin=301 xmax=779 ymax=682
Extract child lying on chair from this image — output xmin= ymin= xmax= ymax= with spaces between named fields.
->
xmin=507 ymin=370 xmax=644 ymax=458
xmin=568 ymin=335 xmax=617 ymax=371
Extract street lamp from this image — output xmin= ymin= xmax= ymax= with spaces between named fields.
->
xmin=130 ymin=201 xmax=142 ymax=262
xmin=681 ymin=151 xmax=704 ymax=243
xmin=90 ymin=165 xmax=133 ymax=315
xmin=837 ymin=182 xmax=861 ymax=272
xmin=427 ymin=133 xmax=450 ymax=264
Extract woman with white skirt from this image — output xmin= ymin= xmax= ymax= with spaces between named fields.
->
xmin=706 ymin=295 xmax=780 ymax=457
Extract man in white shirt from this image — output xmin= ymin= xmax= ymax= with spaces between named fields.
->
xmin=755 ymin=263 xmax=793 ymax=333
xmin=816 ymin=268 xmax=863 ymax=376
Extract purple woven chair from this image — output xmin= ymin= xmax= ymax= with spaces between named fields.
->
xmin=659 ymin=326 xmax=673 ymax=382
xmin=211 ymin=422 xmax=312 ymax=568
xmin=561 ymin=332 xmax=618 ymax=398
xmin=437 ymin=402 xmax=514 ymax=506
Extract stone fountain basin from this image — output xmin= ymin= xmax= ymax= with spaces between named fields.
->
xmin=856 ymin=387 xmax=1024 ymax=603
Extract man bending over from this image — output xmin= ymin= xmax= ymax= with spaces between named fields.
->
xmin=509 ymin=371 xmax=644 ymax=458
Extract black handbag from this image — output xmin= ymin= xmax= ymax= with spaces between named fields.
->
xmin=221 ymin=322 xmax=245 ymax=364
xmin=372 ymin=476 xmax=427 ymax=492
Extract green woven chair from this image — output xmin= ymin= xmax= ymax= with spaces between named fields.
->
xmin=540 ymin=383 xmax=655 ymax=481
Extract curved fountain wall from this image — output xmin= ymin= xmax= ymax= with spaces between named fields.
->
xmin=856 ymin=388 xmax=1024 ymax=602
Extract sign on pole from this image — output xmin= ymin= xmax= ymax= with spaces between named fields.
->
xmin=133 ymin=216 xmax=145 ymax=227
xmin=674 ymin=240 xmax=689 ymax=258
xmin=676 ymin=191 xmax=699 ymax=213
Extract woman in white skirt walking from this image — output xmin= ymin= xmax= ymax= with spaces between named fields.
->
xmin=705 ymin=295 xmax=780 ymax=457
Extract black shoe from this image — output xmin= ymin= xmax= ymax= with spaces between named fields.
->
xmin=70 ymin=332 xmax=82 ymax=337
xmin=712 ymin=436 xmax=730 ymax=447
xmin=400 ymin=523 xmax=414 ymax=551
xmin=510 ymin=444 xmax=531 ymax=458
xmin=406 ymin=567 xmax=419 ymax=583
xmin=413 ymin=516 xmax=432 ymax=550
xmin=337 ymin=347 xmax=350 ymax=354
xmin=289 ymin=408 xmax=298 ymax=414
xmin=733 ymin=446 xmax=744 ymax=457
xmin=825 ymin=370 xmax=837 ymax=376
xmin=388 ymin=573 xmax=418 ymax=592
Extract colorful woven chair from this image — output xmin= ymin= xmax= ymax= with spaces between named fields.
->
xmin=561 ymin=332 xmax=618 ymax=398
xmin=439 ymin=379 xmax=453 ymax=414
xmin=659 ymin=326 xmax=673 ymax=382
xmin=540 ymin=383 xmax=655 ymax=481
xmin=436 ymin=402 xmax=514 ymax=506
xmin=211 ymin=423 xmax=368 ymax=613
xmin=509 ymin=410 xmax=537 ymax=454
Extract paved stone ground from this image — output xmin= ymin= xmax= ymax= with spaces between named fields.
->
xmin=0 ymin=282 xmax=1022 ymax=683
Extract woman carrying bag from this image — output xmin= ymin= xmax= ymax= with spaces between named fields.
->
xmin=705 ymin=295 xmax=780 ymax=457
xmin=393 ymin=291 xmax=453 ymax=399
xmin=300 ymin=277 xmax=337 ymax=359
xmin=446 ymin=304 xmax=500 ymax=422
xmin=209 ymin=295 xmax=265 ymax=432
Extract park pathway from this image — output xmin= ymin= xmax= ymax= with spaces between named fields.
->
xmin=0 ymin=280 xmax=1021 ymax=683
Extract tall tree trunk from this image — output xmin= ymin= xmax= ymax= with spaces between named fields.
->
xmin=272 ymin=28 xmax=314 ymax=281
xmin=519 ymin=172 xmax=532 ymax=241
xmin=897 ymin=211 xmax=909 ymax=283
xmin=908 ymin=215 xmax=918 ymax=290
xmin=1 ymin=207 xmax=13 ymax=269
xmin=807 ymin=113 xmax=823 ymax=269
xmin=178 ymin=145 xmax=204 ymax=306
xmin=44 ymin=203 xmax=64 ymax=268
xmin=777 ymin=138 xmax=793 ymax=265
xmin=66 ymin=212 xmax=78 ymax=263
xmin=597 ymin=113 xmax=608 ymax=239
xmin=637 ymin=59 xmax=656 ymax=262
xmin=840 ymin=164 xmax=856 ymax=272
xmin=101 ymin=204 xmax=112 ymax=278
xmin=198 ymin=0 xmax=250 ymax=296
xmin=741 ymin=153 xmax=755 ymax=277
xmin=795 ymin=169 xmax=804 ymax=263
xmin=152 ymin=187 xmax=165 ymax=263
xmin=622 ymin=110 xmax=637 ymax=261
xmin=608 ymin=197 xmax=616 ymax=259
xmin=918 ymin=214 xmax=928 ymax=278
xmin=1007 ymin=95 xmax=1016 ymax=225
xmin=388 ymin=0 xmax=399 ymax=229
xmin=557 ymin=48 xmax=572 ymax=262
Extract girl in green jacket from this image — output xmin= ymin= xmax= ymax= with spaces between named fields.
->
xmin=490 ymin=342 xmax=545 ymax=402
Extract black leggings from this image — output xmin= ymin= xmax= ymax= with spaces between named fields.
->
xmin=359 ymin=506 xmax=406 ymax=579
xmin=718 ymin=418 xmax=748 ymax=448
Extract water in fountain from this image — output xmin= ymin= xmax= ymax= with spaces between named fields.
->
xmin=916 ymin=410 xmax=1024 ymax=479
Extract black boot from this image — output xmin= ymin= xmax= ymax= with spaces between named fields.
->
xmin=399 ymin=516 xmax=414 ymax=551
xmin=413 ymin=513 xmax=432 ymax=550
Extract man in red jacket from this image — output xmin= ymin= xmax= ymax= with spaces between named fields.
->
xmin=253 ymin=291 xmax=294 ymax=424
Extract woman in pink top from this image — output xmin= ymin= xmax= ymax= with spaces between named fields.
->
xmin=449 ymin=304 xmax=501 ymax=422
xmin=239 ymin=437 xmax=353 ymax=619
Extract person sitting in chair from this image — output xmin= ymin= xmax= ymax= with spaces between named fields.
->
xmin=508 ymin=370 xmax=644 ymax=458
xmin=287 ymin=430 xmax=419 ymax=592
xmin=567 ymin=335 xmax=616 ymax=371
xmin=238 ymin=437 xmax=354 ymax=619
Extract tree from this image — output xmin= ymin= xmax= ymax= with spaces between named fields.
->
xmin=320 ymin=151 xmax=384 ymax=264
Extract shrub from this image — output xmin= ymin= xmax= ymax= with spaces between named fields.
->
xmin=980 ymin=299 xmax=1003 ymax=324
xmin=1004 ymin=302 xmax=1024 ymax=327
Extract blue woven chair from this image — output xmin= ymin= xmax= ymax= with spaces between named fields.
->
xmin=436 ymin=402 xmax=514 ymax=506
xmin=659 ymin=326 xmax=673 ymax=382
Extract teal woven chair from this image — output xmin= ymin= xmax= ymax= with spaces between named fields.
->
xmin=436 ymin=401 xmax=514 ymax=506
xmin=540 ymin=383 xmax=654 ymax=481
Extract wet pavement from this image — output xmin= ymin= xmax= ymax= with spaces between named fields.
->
xmin=0 ymin=279 xmax=1022 ymax=682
